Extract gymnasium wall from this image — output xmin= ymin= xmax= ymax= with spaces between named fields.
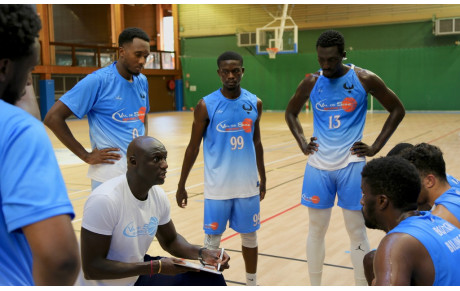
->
xmin=180 ymin=20 xmax=460 ymax=111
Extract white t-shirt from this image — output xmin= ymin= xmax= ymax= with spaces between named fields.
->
xmin=76 ymin=175 xmax=171 ymax=286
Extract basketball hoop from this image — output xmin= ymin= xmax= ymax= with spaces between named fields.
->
xmin=266 ymin=47 xmax=279 ymax=59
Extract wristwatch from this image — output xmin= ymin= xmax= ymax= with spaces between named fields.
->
xmin=198 ymin=247 xmax=207 ymax=265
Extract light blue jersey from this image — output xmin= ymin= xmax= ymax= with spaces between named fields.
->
xmin=447 ymin=174 xmax=460 ymax=188
xmin=60 ymin=62 xmax=149 ymax=182
xmin=0 ymin=100 xmax=74 ymax=285
xmin=202 ymin=88 xmax=259 ymax=199
xmin=308 ymin=65 xmax=367 ymax=170
xmin=388 ymin=212 xmax=460 ymax=285
xmin=435 ymin=187 xmax=460 ymax=223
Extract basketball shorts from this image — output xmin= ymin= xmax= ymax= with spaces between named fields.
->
xmin=301 ymin=161 xmax=365 ymax=211
xmin=203 ymin=196 xmax=260 ymax=235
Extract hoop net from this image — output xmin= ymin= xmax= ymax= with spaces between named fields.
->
xmin=266 ymin=47 xmax=279 ymax=59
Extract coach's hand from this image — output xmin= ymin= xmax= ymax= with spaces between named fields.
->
xmin=158 ymin=257 xmax=199 ymax=275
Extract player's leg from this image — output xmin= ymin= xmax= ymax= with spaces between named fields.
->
xmin=337 ymin=162 xmax=370 ymax=286
xmin=302 ymin=164 xmax=336 ymax=286
xmin=307 ymin=207 xmax=332 ymax=286
xmin=203 ymin=199 xmax=231 ymax=250
xmin=230 ymin=196 xmax=260 ymax=286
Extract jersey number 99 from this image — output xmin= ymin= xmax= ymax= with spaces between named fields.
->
xmin=230 ymin=136 xmax=244 ymax=150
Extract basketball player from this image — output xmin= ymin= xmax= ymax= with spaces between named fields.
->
xmin=364 ymin=142 xmax=460 ymax=285
xmin=285 ymin=30 xmax=405 ymax=285
xmin=44 ymin=27 xmax=150 ymax=190
xmin=0 ymin=4 xmax=79 ymax=285
xmin=176 ymin=51 xmax=266 ymax=286
xmin=361 ymin=156 xmax=460 ymax=285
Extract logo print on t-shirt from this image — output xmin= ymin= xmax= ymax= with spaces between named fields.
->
xmin=112 ymin=106 xmax=147 ymax=123
xmin=123 ymin=217 xmax=159 ymax=237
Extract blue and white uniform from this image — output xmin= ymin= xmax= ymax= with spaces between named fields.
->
xmin=302 ymin=65 xmax=368 ymax=210
xmin=435 ymin=187 xmax=460 ymax=224
xmin=202 ymin=88 xmax=260 ymax=234
xmin=202 ymin=88 xmax=259 ymax=200
xmin=60 ymin=62 xmax=149 ymax=182
xmin=0 ymin=100 xmax=75 ymax=285
xmin=388 ymin=211 xmax=460 ymax=285
xmin=447 ymin=174 xmax=460 ymax=189
xmin=308 ymin=64 xmax=367 ymax=170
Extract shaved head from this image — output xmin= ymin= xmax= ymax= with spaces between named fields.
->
xmin=127 ymin=136 xmax=164 ymax=161
xmin=126 ymin=136 xmax=168 ymax=191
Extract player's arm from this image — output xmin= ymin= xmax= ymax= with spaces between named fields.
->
xmin=254 ymin=98 xmax=266 ymax=201
xmin=373 ymin=232 xmax=433 ymax=286
xmin=176 ymin=99 xmax=209 ymax=208
xmin=22 ymin=215 xmax=80 ymax=285
xmin=285 ymin=74 xmax=318 ymax=155
xmin=156 ymin=220 xmax=230 ymax=271
xmin=351 ymin=69 xmax=405 ymax=157
xmin=44 ymin=100 xmax=121 ymax=164
xmin=144 ymin=113 xmax=149 ymax=136
xmin=80 ymin=227 xmax=156 ymax=280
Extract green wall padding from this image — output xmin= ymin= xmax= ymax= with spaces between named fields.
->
xmin=181 ymin=21 xmax=460 ymax=111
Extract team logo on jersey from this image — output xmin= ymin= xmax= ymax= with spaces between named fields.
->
xmin=216 ymin=118 xmax=253 ymax=133
xmin=341 ymin=97 xmax=357 ymax=112
xmin=302 ymin=193 xmax=320 ymax=204
xmin=204 ymin=222 xmax=219 ymax=231
xmin=112 ymin=106 xmax=147 ymax=123
xmin=123 ymin=217 xmax=159 ymax=237
xmin=315 ymin=97 xmax=357 ymax=113
xmin=343 ymin=82 xmax=354 ymax=93
xmin=242 ymin=104 xmax=253 ymax=114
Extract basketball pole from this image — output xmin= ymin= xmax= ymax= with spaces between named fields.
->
xmin=278 ymin=4 xmax=289 ymax=51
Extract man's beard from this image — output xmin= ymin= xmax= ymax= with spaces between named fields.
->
xmin=2 ymin=86 xmax=23 ymax=105
xmin=362 ymin=208 xmax=380 ymax=230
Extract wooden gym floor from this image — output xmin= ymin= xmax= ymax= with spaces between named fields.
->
xmin=45 ymin=111 xmax=460 ymax=286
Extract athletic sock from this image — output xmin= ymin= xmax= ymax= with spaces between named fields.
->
xmin=246 ymin=272 xmax=257 ymax=286
xmin=308 ymin=271 xmax=322 ymax=286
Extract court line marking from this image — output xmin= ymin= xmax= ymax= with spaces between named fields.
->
xmin=428 ymin=127 xmax=460 ymax=144
xmin=220 ymin=203 xmax=302 ymax=243
xmin=224 ymin=248 xmax=353 ymax=270
xmin=70 ymin=126 xmax=460 ymax=223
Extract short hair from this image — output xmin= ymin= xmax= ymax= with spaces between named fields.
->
xmin=118 ymin=27 xmax=150 ymax=47
xmin=362 ymin=156 xmax=421 ymax=211
xmin=217 ymin=51 xmax=243 ymax=67
xmin=400 ymin=143 xmax=447 ymax=181
xmin=0 ymin=4 xmax=41 ymax=60
xmin=316 ymin=30 xmax=345 ymax=54
xmin=387 ymin=143 xmax=413 ymax=157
